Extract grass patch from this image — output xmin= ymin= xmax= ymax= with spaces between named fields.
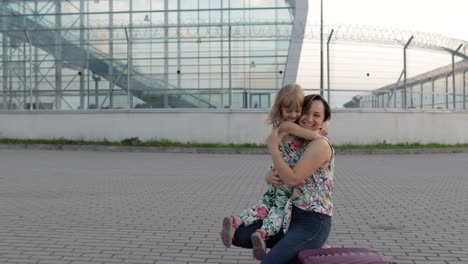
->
xmin=0 ymin=138 xmax=467 ymax=149
xmin=0 ymin=137 xmax=266 ymax=149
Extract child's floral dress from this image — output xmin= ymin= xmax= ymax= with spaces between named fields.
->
xmin=239 ymin=138 xmax=305 ymax=236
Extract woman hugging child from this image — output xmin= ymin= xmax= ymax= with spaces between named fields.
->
xmin=220 ymin=84 xmax=329 ymax=260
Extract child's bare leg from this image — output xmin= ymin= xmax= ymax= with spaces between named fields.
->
xmin=231 ymin=215 xmax=242 ymax=231
xmin=254 ymin=228 xmax=267 ymax=238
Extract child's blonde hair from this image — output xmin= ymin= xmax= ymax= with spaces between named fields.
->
xmin=267 ymin=83 xmax=304 ymax=127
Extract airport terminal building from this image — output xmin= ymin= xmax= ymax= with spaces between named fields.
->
xmin=0 ymin=0 xmax=307 ymax=110
xmin=2 ymin=0 xmax=468 ymax=145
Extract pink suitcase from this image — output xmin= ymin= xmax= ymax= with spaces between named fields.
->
xmin=298 ymin=248 xmax=395 ymax=264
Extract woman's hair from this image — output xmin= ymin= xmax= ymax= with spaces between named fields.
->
xmin=301 ymin=94 xmax=331 ymax=122
xmin=267 ymin=83 xmax=304 ymax=126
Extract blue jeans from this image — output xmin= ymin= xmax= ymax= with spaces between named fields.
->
xmin=232 ymin=206 xmax=331 ymax=264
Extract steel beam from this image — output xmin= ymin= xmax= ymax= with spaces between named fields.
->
xmin=55 ymin=0 xmax=62 ymax=110
xmin=2 ymin=6 xmax=7 ymax=109
xmin=432 ymin=79 xmax=435 ymax=109
xmin=464 ymin=71 xmax=467 ymax=109
xmin=445 ymin=76 xmax=449 ymax=109
xmin=420 ymin=83 xmax=423 ymax=109
xmin=163 ymin=0 xmax=168 ymax=108
xmin=108 ymin=0 xmax=114 ymax=108
xmin=79 ymin=0 xmax=85 ymax=109
xmin=34 ymin=0 xmax=39 ymax=108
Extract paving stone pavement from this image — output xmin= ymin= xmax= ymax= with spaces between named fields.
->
xmin=0 ymin=149 xmax=467 ymax=264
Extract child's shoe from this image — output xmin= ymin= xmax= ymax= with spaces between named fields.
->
xmin=221 ymin=216 xmax=239 ymax=248
xmin=251 ymin=229 xmax=267 ymax=260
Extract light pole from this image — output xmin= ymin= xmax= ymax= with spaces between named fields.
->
xmin=452 ymin=44 xmax=463 ymax=109
xmin=247 ymin=61 xmax=256 ymax=108
xmin=124 ymin=27 xmax=132 ymax=109
xmin=92 ymin=74 xmax=101 ymax=109
xmin=24 ymin=30 xmax=33 ymax=110
xmin=326 ymin=29 xmax=334 ymax=105
xmin=320 ymin=0 xmax=324 ymax=96
xmin=403 ymin=36 xmax=413 ymax=109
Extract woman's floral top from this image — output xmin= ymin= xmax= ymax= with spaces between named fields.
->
xmin=282 ymin=137 xmax=335 ymax=233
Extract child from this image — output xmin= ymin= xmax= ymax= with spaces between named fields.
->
xmin=220 ymin=84 xmax=329 ymax=260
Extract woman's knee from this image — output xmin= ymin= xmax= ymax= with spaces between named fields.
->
xmin=261 ymin=245 xmax=298 ymax=264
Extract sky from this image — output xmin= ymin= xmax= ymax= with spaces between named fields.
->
xmin=306 ymin=0 xmax=468 ymax=41
xmin=297 ymin=0 xmax=468 ymax=107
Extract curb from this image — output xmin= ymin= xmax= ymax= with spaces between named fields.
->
xmin=1 ymin=143 xmax=468 ymax=155
xmin=336 ymin=147 xmax=468 ymax=155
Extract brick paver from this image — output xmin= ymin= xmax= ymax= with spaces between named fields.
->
xmin=0 ymin=149 xmax=467 ymax=263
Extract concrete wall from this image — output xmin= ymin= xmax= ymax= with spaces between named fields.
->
xmin=1 ymin=109 xmax=467 ymax=145
xmin=332 ymin=110 xmax=468 ymax=145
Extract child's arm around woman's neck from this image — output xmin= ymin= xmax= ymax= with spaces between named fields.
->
xmin=278 ymin=121 xmax=322 ymax=141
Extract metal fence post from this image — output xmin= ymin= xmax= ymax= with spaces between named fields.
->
xmin=403 ymin=36 xmax=414 ymax=109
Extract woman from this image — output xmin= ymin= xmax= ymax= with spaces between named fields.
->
xmin=232 ymin=94 xmax=334 ymax=264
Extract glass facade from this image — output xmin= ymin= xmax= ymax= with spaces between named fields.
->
xmin=0 ymin=0 xmax=307 ymax=110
